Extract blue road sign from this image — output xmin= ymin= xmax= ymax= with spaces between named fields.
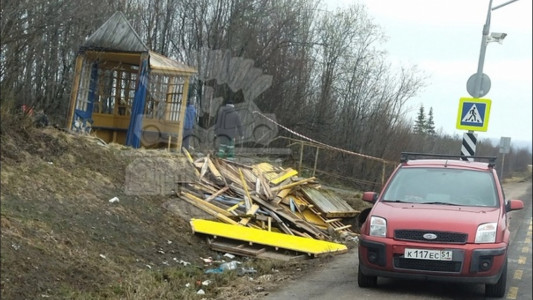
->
xmin=456 ymin=97 xmax=491 ymax=132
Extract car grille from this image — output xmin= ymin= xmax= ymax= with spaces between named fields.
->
xmin=394 ymin=256 xmax=462 ymax=273
xmin=394 ymin=230 xmax=467 ymax=244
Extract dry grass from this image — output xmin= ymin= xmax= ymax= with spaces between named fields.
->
xmin=0 ymin=110 xmax=346 ymax=299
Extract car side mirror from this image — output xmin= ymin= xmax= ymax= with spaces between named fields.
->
xmin=506 ymin=199 xmax=524 ymax=212
xmin=362 ymin=192 xmax=378 ymax=203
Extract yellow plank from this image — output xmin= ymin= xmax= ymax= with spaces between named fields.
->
xmin=227 ymin=201 xmax=245 ymax=212
xmin=239 ymin=217 xmax=251 ymax=226
xmin=273 ymin=188 xmax=291 ymax=205
xmin=181 ymin=147 xmax=200 ymax=177
xmin=270 ymin=168 xmax=298 ymax=185
xmin=239 ymin=168 xmax=253 ymax=212
xmin=190 ymin=218 xmax=347 ymax=255
xmin=252 ymin=162 xmax=278 ymax=180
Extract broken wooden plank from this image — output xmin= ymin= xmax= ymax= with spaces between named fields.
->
xmin=199 ymin=157 xmax=209 ymax=181
xmin=300 ymin=187 xmax=359 ymax=218
xmin=178 ymin=196 xmax=239 ymax=225
xmin=206 ymin=155 xmax=225 ymax=185
xmin=238 ymin=168 xmax=253 ymax=212
xmin=324 ymin=218 xmax=343 ymax=223
xmin=181 ymin=192 xmax=234 ymax=217
xmin=333 ymin=224 xmax=352 ymax=231
xmin=258 ymin=172 xmax=274 ymax=200
xmin=271 ymin=177 xmax=317 ymax=193
xmin=207 ymin=238 xmax=307 ymax=261
xmin=182 ymin=147 xmax=200 ymax=177
xmin=203 ymin=186 xmax=230 ymax=202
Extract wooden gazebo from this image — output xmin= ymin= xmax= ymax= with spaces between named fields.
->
xmin=66 ymin=11 xmax=196 ymax=149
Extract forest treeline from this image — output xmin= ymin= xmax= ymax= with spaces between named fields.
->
xmin=1 ymin=0 xmax=530 ymax=189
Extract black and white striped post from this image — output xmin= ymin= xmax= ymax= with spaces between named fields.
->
xmin=461 ymin=131 xmax=477 ymax=161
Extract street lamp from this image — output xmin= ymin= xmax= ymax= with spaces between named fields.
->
xmin=467 ymin=0 xmax=518 ymax=99
xmin=461 ymin=0 xmax=518 ymax=161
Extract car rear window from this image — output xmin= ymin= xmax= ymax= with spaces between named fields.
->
xmin=382 ymin=167 xmax=498 ymax=207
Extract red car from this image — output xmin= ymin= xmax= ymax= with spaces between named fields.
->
xmin=357 ymin=152 xmax=524 ymax=298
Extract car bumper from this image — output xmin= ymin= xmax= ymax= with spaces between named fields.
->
xmin=358 ymin=238 xmax=507 ymax=284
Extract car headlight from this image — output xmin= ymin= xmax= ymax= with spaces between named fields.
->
xmin=369 ymin=216 xmax=387 ymax=237
xmin=475 ymin=222 xmax=497 ymax=243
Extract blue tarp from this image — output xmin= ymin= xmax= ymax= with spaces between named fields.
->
xmin=72 ymin=62 xmax=98 ymax=132
xmin=126 ymin=59 xmax=149 ymax=148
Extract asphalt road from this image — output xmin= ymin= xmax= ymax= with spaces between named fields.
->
xmin=262 ymin=180 xmax=532 ymax=300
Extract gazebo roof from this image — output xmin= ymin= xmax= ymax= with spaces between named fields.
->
xmin=82 ymin=11 xmax=148 ymax=53
xmin=81 ymin=11 xmax=196 ymax=75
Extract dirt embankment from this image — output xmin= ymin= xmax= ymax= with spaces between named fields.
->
xmin=0 ymin=115 xmax=340 ymax=299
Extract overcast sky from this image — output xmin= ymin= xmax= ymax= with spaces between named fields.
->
xmin=325 ymin=0 xmax=532 ymax=148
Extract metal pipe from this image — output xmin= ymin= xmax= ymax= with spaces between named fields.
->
xmin=474 ymin=0 xmax=493 ymax=98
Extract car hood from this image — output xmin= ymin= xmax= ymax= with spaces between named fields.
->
xmin=371 ymin=202 xmax=502 ymax=237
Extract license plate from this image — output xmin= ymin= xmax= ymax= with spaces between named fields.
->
xmin=404 ymin=248 xmax=453 ymax=261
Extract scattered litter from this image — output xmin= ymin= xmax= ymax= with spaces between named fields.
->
xmin=238 ymin=267 xmax=257 ymax=276
xmin=47 ymin=162 xmax=53 ymax=165
xmin=258 ymin=274 xmax=273 ymax=282
xmin=200 ymin=257 xmax=213 ymax=264
xmin=11 ymin=243 xmax=20 ymax=250
xmin=99 ymin=254 xmax=106 ymax=259
xmin=109 ymin=197 xmax=119 ymax=203
xmin=178 ymin=259 xmax=191 ymax=266
xmin=41 ymin=294 xmax=51 ymax=298
xmin=162 ymin=261 xmax=169 ymax=266
xmin=255 ymin=286 xmax=265 ymax=292
xmin=204 ymin=268 xmax=223 ymax=274
xmin=196 ymin=289 xmax=205 ymax=295
xmin=146 ymin=265 xmax=152 ymax=269
xmin=345 ymin=235 xmax=359 ymax=242
xmin=167 ymin=240 xmax=172 ymax=244
xmin=157 ymin=249 xmax=165 ymax=254
xmin=202 ymin=280 xmax=211 ymax=286
xmin=219 ymin=260 xmax=240 ymax=271
xmin=185 ymin=283 xmax=191 ymax=288
xmin=223 ymin=253 xmax=235 ymax=259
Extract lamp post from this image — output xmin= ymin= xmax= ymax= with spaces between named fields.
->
xmin=467 ymin=0 xmax=518 ymax=99
xmin=461 ymin=0 xmax=518 ymax=161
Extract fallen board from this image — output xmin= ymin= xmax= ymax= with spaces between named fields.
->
xmin=207 ymin=237 xmax=308 ymax=261
xmin=190 ymin=218 xmax=348 ymax=256
xmin=300 ymin=187 xmax=359 ymax=218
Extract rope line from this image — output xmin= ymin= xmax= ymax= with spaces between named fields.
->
xmin=252 ymin=111 xmax=394 ymax=165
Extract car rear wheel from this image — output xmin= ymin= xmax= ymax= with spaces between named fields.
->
xmin=357 ymin=264 xmax=377 ymax=287
xmin=485 ymin=259 xmax=507 ymax=298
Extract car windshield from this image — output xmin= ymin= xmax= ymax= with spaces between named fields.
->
xmin=382 ymin=167 xmax=498 ymax=207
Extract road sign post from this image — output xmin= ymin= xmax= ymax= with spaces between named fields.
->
xmin=499 ymin=137 xmax=511 ymax=179
xmin=460 ymin=0 xmax=516 ymax=159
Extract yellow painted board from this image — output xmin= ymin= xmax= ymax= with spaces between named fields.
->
xmin=252 ymin=163 xmax=277 ymax=180
xmin=190 ymin=218 xmax=347 ymax=255
xmin=270 ymin=168 xmax=298 ymax=185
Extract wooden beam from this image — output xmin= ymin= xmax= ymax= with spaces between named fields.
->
xmin=271 ymin=177 xmax=317 ymax=193
xmin=203 ymin=186 xmax=230 ymax=202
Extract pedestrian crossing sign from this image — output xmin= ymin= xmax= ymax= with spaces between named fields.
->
xmin=456 ymin=97 xmax=491 ymax=132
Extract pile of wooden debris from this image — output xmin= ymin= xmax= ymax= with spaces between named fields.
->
xmin=178 ymin=149 xmax=360 ymax=260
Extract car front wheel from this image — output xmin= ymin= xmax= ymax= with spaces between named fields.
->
xmin=358 ymin=264 xmax=377 ymax=288
xmin=485 ymin=259 xmax=507 ymax=298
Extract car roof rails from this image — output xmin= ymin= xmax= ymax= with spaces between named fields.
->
xmin=400 ymin=152 xmax=497 ymax=168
